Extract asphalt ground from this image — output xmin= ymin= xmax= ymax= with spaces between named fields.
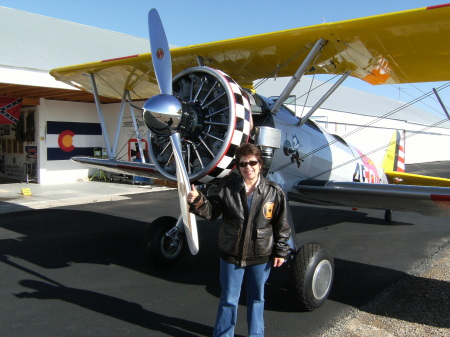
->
xmin=0 ymin=162 xmax=449 ymax=336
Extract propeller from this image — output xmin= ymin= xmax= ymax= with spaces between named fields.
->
xmin=143 ymin=9 xmax=199 ymax=255
xmin=148 ymin=8 xmax=173 ymax=96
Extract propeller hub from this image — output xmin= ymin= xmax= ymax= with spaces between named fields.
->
xmin=143 ymin=94 xmax=182 ymax=135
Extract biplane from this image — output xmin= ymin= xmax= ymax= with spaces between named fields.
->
xmin=50 ymin=4 xmax=450 ymax=311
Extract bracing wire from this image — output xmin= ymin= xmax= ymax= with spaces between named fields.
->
xmin=115 ymin=105 xmax=145 ymax=161
xmin=307 ymin=116 xmax=450 ymax=180
xmin=270 ymin=82 xmax=450 ymax=174
xmin=250 ymin=38 xmax=450 ymax=177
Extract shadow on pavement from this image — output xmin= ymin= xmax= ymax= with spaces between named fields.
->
xmin=14 ymin=277 xmax=218 ymax=337
xmin=1 ymin=204 xmax=447 ymax=330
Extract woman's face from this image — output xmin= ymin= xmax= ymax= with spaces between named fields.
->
xmin=238 ymin=155 xmax=261 ymax=182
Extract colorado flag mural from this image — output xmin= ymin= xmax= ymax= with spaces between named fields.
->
xmin=47 ymin=121 xmax=102 ymax=160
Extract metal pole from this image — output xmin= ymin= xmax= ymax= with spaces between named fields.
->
xmin=89 ymin=73 xmax=113 ymax=158
xmin=271 ymin=38 xmax=326 ymax=113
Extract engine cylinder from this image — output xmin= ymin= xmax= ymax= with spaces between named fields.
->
xmin=254 ymin=126 xmax=282 ymax=170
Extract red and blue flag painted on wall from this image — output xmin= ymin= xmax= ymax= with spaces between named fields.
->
xmin=47 ymin=121 xmax=103 ymax=160
xmin=0 ymin=98 xmax=22 ymax=125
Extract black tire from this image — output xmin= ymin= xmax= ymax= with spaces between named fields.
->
xmin=143 ymin=216 xmax=185 ymax=266
xmin=385 ymin=210 xmax=393 ymax=222
xmin=288 ymin=242 xmax=334 ymax=311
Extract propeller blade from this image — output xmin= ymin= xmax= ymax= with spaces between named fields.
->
xmin=147 ymin=9 xmax=198 ymax=255
xmin=169 ymin=133 xmax=199 ymax=255
xmin=148 ymin=8 xmax=172 ymax=95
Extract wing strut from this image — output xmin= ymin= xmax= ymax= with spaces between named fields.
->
xmin=112 ymin=90 xmax=129 ymax=158
xmin=126 ymin=90 xmax=147 ymax=162
xmin=196 ymin=56 xmax=206 ymax=66
xmin=88 ymin=73 xmax=147 ymax=161
xmin=271 ymin=38 xmax=326 ymax=113
xmin=89 ymin=73 xmax=113 ymax=158
xmin=298 ymin=70 xmax=351 ymax=126
xmin=433 ymin=88 xmax=450 ymax=122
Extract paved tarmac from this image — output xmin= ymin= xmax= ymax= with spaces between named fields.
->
xmin=0 ymin=162 xmax=449 ymax=336
xmin=0 ymin=179 xmax=167 ymax=214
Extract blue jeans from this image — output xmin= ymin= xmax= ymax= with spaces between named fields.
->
xmin=213 ymin=258 xmax=271 ymax=337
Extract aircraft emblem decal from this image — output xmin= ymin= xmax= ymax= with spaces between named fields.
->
xmin=156 ymin=48 xmax=164 ymax=60
xmin=283 ymin=135 xmax=304 ymax=168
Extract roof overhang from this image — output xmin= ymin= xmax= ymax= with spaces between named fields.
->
xmin=0 ymin=66 xmax=120 ymax=105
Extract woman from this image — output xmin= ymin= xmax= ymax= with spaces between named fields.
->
xmin=188 ymin=143 xmax=291 ymax=337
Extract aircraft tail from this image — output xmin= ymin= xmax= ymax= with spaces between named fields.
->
xmin=381 ymin=130 xmax=405 ymax=172
xmin=382 ymin=130 xmax=450 ymax=187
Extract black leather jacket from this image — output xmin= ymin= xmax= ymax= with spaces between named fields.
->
xmin=189 ymin=175 xmax=291 ymax=266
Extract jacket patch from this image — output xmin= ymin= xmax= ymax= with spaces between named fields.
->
xmin=263 ymin=202 xmax=275 ymax=219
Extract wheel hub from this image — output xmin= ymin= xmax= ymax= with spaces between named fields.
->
xmin=160 ymin=231 xmax=182 ymax=258
xmin=312 ymin=260 xmax=333 ymax=300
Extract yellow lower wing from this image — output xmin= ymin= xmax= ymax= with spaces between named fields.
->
xmin=385 ymin=171 xmax=450 ymax=188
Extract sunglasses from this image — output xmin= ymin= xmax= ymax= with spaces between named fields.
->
xmin=239 ymin=160 xmax=259 ymax=168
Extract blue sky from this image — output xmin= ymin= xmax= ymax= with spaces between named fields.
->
xmin=1 ymin=0 xmax=446 ymax=45
xmin=2 ymin=0 xmax=450 ymax=118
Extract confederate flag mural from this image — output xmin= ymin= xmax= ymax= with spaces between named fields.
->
xmin=0 ymin=98 xmax=22 ymax=125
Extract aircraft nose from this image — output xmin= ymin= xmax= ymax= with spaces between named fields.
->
xmin=143 ymin=94 xmax=182 ymax=135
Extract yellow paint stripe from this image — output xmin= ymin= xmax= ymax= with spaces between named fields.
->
xmin=385 ymin=171 xmax=450 ymax=187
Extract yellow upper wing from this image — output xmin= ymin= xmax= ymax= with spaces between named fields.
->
xmin=50 ymin=4 xmax=450 ymax=100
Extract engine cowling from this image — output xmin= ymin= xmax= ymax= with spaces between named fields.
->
xmin=147 ymin=67 xmax=251 ymax=183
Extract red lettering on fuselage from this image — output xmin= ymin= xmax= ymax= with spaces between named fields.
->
xmin=354 ymin=149 xmax=380 ymax=184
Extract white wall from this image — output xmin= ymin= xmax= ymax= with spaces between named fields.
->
xmin=405 ymin=132 xmax=450 ymax=163
xmin=38 ymin=99 xmax=100 ymax=184
xmin=37 ymin=98 xmax=148 ymax=184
